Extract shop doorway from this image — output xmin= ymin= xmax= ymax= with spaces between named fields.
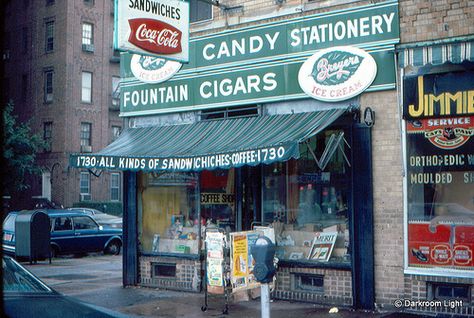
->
xmin=239 ymin=166 xmax=261 ymax=231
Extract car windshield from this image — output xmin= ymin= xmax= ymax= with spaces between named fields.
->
xmin=3 ymin=214 xmax=16 ymax=231
xmin=3 ymin=257 xmax=52 ymax=293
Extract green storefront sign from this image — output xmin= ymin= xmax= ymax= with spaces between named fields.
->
xmin=120 ymin=0 xmax=399 ymax=116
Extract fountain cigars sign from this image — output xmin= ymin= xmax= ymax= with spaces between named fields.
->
xmin=114 ymin=0 xmax=189 ymax=63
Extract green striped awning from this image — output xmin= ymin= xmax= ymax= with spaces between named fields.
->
xmin=398 ymin=37 xmax=474 ymax=68
xmin=70 ymin=109 xmax=347 ymax=172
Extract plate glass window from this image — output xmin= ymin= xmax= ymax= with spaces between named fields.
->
xmin=80 ymin=172 xmax=91 ymax=201
xmin=262 ymin=129 xmax=351 ymax=264
xmin=81 ymin=71 xmax=92 ymax=103
xmin=45 ymin=20 xmax=54 ymax=52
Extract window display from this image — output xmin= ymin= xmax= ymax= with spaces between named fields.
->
xmin=200 ymin=169 xmax=236 ymax=232
xmin=262 ymin=130 xmax=351 ymax=264
xmin=139 ymin=172 xmax=200 ymax=255
xmin=403 ymin=70 xmax=474 ymax=273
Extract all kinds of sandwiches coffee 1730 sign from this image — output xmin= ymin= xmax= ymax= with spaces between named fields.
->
xmin=298 ymin=46 xmax=377 ymax=102
xmin=114 ymin=0 xmax=189 ymax=63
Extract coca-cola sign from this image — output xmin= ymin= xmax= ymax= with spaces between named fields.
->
xmin=115 ymin=0 xmax=189 ymax=62
xmin=128 ymin=19 xmax=182 ymax=55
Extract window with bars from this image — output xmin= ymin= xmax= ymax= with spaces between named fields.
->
xmin=82 ymin=71 xmax=92 ymax=103
xmin=44 ymin=70 xmax=53 ymax=103
xmin=45 ymin=20 xmax=54 ymax=52
xmin=80 ymin=123 xmax=92 ymax=147
xmin=43 ymin=122 xmax=52 ymax=152
xmin=80 ymin=172 xmax=91 ymax=201
xmin=110 ymin=173 xmax=120 ymax=201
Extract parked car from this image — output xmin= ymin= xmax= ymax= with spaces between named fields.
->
xmin=68 ymin=207 xmax=122 ymax=229
xmin=2 ymin=210 xmax=122 ymax=258
xmin=3 ymin=255 xmax=128 ymax=318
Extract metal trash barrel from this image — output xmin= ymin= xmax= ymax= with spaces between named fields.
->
xmin=15 ymin=210 xmax=51 ymax=263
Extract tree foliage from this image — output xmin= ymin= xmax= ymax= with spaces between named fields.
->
xmin=2 ymin=101 xmax=46 ymax=194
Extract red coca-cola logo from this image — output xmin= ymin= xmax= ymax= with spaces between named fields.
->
xmin=128 ymin=18 xmax=182 ymax=55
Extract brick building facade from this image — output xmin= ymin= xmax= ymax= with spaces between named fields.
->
xmin=3 ymin=0 xmax=122 ymax=210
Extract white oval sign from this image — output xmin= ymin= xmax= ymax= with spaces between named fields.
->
xmin=298 ymin=46 xmax=377 ymax=102
xmin=130 ymin=54 xmax=182 ymax=84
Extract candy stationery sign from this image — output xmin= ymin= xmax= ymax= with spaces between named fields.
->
xmin=114 ymin=0 xmax=189 ymax=63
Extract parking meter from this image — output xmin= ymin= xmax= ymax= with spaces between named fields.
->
xmin=251 ymin=236 xmax=276 ymax=283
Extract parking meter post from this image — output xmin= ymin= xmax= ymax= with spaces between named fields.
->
xmin=261 ymin=283 xmax=270 ymax=318
xmin=250 ymin=235 xmax=276 ymax=318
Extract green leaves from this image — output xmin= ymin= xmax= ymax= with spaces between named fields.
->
xmin=2 ymin=101 xmax=46 ymax=193
xmin=311 ymin=50 xmax=364 ymax=86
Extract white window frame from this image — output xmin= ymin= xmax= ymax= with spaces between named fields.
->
xmin=80 ymin=172 xmax=91 ymax=201
xmin=82 ymin=22 xmax=93 ymax=45
xmin=110 ymin=173 xmax=120 ymax=201
xmin=81 ymin=71 xmax=92 ymax=103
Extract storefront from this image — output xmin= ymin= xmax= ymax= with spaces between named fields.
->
xmin=399 ymin=36 xmax=474 ymax=316
xmin=71 ymin=0 xmax=400 ymax=309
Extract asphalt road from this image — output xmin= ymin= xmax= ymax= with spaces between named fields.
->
xmin=23 ymin=255 xmax=394 ymax=318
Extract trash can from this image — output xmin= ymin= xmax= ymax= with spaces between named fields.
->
xmin=15 ymin=210 xmax=51 ymax=263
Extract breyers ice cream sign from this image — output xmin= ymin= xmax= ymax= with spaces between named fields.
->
xmin=115 ymin=0 xmax=189 ymax=63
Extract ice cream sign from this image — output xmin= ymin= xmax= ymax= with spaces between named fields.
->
xmin=298 ymin=46 xmax=377 ymax=102
xmin=114 ymin=0 xmax=189 ymax=63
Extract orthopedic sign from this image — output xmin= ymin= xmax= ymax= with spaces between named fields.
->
xmin=114 ymin=0 xmax=189 ymax=63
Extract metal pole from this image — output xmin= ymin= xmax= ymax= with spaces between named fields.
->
xmin=261 ymin=283 xmax=270 ymax=318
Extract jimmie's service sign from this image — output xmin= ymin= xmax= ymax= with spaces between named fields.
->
xmin=114 ymin=0 xmax=189 ymax=63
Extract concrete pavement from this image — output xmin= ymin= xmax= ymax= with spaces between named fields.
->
xmin=23 ymin=255 xmax=417 ymax=318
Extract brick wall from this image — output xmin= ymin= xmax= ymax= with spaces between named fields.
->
xmin=399 ymin=0 xmax=474 ymax=43
xmin=360 ymin=91 xmax=406 ymax=309
xmin=139 ymin=256 xmax=202 ymax=292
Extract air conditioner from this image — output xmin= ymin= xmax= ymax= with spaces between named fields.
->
xmin=81 ymin=145 xmax=92 ymax=153
xmin=80 ymin=193 xmax=91 ymax=201
xmin=82 ymin=44 xmax=95 ymax=53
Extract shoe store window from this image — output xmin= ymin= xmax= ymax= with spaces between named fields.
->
xmin=139 ymin=172 xmax=200 ymax=256
xmin=262 ymin=129 xmax=351 ymax=265
xmin=403 ymin=69 xmax=474 ymax=275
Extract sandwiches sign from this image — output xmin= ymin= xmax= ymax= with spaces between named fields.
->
xmin=114 ymin=0 xmax=189 ymax=63
xmin=298 ymin=46 xmax=377 ymax=102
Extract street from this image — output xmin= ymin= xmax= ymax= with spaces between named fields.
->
xmin=23 ymin=255 xmax=392 ymax=318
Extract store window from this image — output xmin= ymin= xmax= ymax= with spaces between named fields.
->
xmin=404 ymin=69 xmax=474 ymax=273
xmin=200 ymin=169 xmax=236 ymax=231
xmin=262 ymin=129 xmax=351 ymax=264
xmin=139 ymin=172 xmax=199 ymax=255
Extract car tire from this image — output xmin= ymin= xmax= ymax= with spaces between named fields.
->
xmin=104 ymin=240 xmax=121 ymax=255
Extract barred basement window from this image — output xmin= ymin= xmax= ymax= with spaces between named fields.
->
xmin=294 ymin=274 xmax=324 ymax=292
xmin=152 ymin=263 xmax=176 ymax=278
xmin=427 ymin=282 xmax=471 ymax=302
